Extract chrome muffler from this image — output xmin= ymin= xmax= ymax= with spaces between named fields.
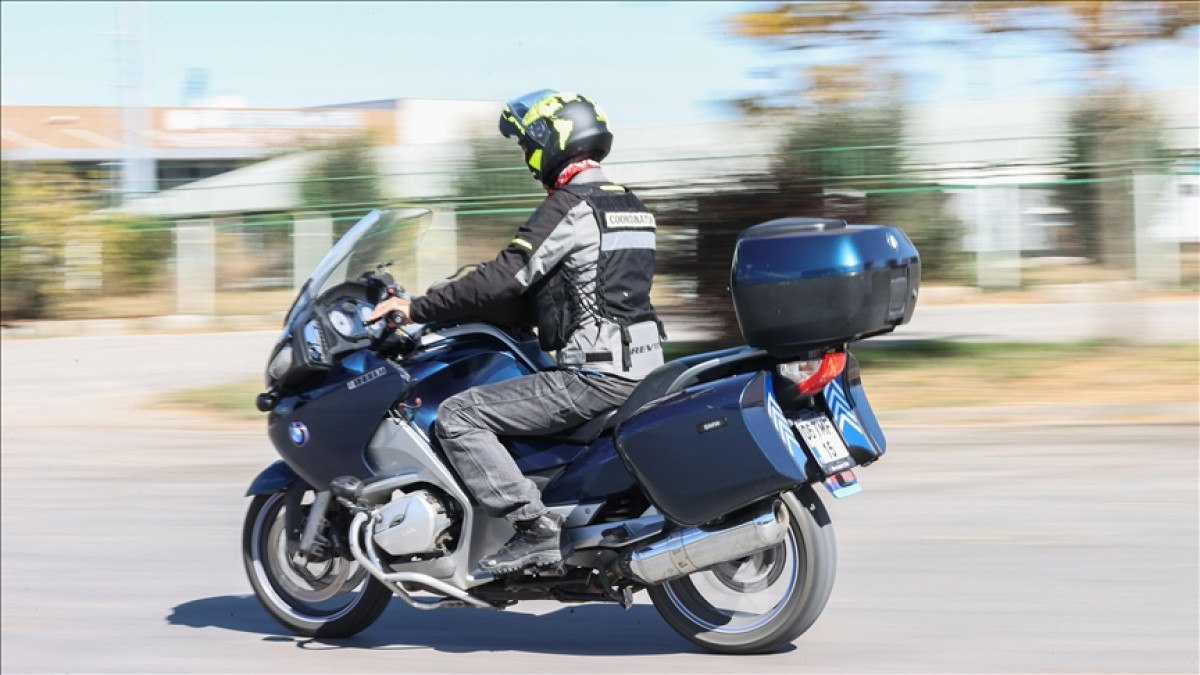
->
xmin=621 ymin=500 xmax=790 ymax=585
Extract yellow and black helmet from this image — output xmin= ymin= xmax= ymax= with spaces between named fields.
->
xmin=499 ymin=90 xmax=613 ymax=186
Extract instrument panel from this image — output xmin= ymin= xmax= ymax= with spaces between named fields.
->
xmin=326 ymin=297 xmax=382 ymax=340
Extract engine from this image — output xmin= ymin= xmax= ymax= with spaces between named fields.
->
xmin=371 ymin=490 xmax=455 ymax=558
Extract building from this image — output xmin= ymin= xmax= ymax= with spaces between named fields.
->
xmin=0 ymin=99 xmax=495 ymax=194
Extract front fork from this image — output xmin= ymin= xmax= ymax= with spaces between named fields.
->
xmin=248 ymin=461 xmax=338 ymax=560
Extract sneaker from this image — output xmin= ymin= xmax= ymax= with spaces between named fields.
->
xmin=479 ymin=514 xmax=564 ymax=574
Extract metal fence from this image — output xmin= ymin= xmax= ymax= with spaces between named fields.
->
xmin=2 ymin=130 xmax=1196 ymax=322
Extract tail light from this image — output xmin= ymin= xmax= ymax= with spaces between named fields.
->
xmin=777 ymin=351 xmax=847 ymax=396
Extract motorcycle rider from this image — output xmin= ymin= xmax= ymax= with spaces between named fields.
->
xmin=369 ymin=90 xmax=663 ymax=574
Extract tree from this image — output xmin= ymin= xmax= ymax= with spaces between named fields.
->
xmin=945 ymin=1 xmax=1199 ymax=80
xmin=298 ymin=132 xmax=384 ymax=232
xmin=657 ymin=100 xmax=966 ymax=344
xmin=941 ymin=2 xmax=1195 ymax=267
xmin=728 ymin=1 xmax=1196 ymax=276
xmin=729 ymin=2 xmax=924 ymax=111
xmin=0 ymin=163 xmax=94 ymax=319
xmin=736 ymin=1 xmax=1199 ymax=80
xmin=453 ymin=137 xmax=544 ymax=264
xmin=1055 ymin=93 xmax=1167 ymax=267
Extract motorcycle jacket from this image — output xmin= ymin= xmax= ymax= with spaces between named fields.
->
xmin=408 ymin=167 xmax=664 ymax=379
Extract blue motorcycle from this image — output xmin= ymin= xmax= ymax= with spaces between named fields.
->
xmin=243 ymin=208 xmax=919 ymax=654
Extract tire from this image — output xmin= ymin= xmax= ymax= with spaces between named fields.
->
xmin=242 ymin=490 xmax=392 ymax=638
xmin=647 ymin=487 xmax=837 ymax=654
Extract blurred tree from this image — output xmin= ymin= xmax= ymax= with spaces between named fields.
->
xmin=453 ymin=137 xmax=543 ymax=263
xmin=775 ymin=104 xmax=906 ymax=192
xmin=0 ymin=163 xmax=93 ymax=319
xmin=946 ymin=1 xmax=1199 ymax=80
xmin=1 ymin=162 xmax=177 ymax=319
xmin=1055 ymin=93 xmax=1167 ymax=267
xmin=729 ymin=1 xmax=921 ymax=111
xmin=737 ymin=1 xmax=1198 ymax=81
xmin=298 ymin=132 xmax=384 ymax=232
xmin=97 ymin=216 xmax=173 ymax=296
xmin=657 ymin=101 xmax=966 ymax=344
xmin=941 ymin=1 xmax=1193 ymax=268
xmin=727 ymin=0 xmax=1196 ymax=278
xmin=732 ymin=1 xmax=884 ymax=45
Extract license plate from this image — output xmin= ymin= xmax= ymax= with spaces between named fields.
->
xmin=793 ymin=414 xmax=853 ymax=474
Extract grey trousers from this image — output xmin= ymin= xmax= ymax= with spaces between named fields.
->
xmin=434 ymin=370 xmax=636 ymax=523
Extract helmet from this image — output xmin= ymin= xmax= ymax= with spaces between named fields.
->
xmin=499 ymin=90 xmax=613 ymax=187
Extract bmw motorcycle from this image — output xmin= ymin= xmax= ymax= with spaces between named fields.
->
xmin=243 ymin=207 xmax=919 ymax=654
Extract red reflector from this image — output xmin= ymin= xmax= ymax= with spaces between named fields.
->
xmin=796 ymin=352 xmax=847 ymax=395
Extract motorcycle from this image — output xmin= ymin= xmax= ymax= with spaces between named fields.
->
xmin=243 ymin=207 xmax=919 ymax=654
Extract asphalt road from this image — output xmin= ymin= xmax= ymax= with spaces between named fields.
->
xmin=2 ymin=331 xmax=1197 ymax=673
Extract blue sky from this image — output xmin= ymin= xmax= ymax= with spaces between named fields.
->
xmin=2 ymin=1 xmax=1197 ymax=128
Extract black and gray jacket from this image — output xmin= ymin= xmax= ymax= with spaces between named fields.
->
xmin=408 ymin=167 xmax=663 ymax=379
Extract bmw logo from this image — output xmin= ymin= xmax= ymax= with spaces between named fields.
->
xmin=886 ymin=233 xmax=899 ymax=250
xmin=288 ymin=421 xmax=309 ymax=447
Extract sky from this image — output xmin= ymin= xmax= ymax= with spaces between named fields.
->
xmin=2 ymin=1 xmax=1197 ymax=129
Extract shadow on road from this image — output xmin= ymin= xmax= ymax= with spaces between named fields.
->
xmin=168 ymin=594 xmax=778 ymax=656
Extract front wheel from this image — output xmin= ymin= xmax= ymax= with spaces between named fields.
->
xmin=242 ymin=490 xmax=392 ymax=637
xmin=647 ymin=487 xmax=837 ymax=654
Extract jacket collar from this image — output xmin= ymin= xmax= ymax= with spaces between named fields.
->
xmin=568 ymin=166 xmax=610 ymax=185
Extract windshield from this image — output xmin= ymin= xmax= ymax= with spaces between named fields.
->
xmin=283 ymin=208 xmax=433 ymax=332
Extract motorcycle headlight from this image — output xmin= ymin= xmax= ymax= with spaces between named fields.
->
xmin=266 ymin=345 xmax=294 ymax=386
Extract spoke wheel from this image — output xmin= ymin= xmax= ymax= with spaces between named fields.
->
xmin=243 ymin=490 xmax=391 ymax=637
xmin=647 ymin=489 xmax=837 ymax=654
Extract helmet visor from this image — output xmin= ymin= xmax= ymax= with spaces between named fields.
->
xmin=500 ymin=89 xmax=556 ymax=144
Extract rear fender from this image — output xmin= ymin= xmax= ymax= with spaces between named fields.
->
xmin=822 ymin=353 xmax=886 ymax=460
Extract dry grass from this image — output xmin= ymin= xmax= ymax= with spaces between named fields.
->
xmin=163 ymin=378 xmax=266 ymax=422
xmin=854 ymin=342 xmax=1199 ymax=410
xmin=166 ymin=342 xmax=1199 ymax=423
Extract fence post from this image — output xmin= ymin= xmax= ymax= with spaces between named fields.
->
xmin=415 ymin=208 xmax=458 ymax=293
xmin=293 ymin=212 xmax=333 ymax=289
xmin=175 ymin=218 xmax=216 ymax=315
xmin=63 ymin=229 xmax=103 ymax=292
xmin=1134 ymin=173 xmax=1179 ymax=289
xmin=973 ymin=186 xmax=1022 ymax=289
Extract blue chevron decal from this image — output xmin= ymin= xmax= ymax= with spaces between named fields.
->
xmin=766 ymin=382 xmax=812 ymax=475
xmin=823 ymin=379 xmax=872 ymax=450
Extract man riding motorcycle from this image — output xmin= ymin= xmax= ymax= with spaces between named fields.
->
xmin=369 ymin=90 xmax=663 ymax=574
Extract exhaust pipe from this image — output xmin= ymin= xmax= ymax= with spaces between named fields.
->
xmin=621 ymin=500 xmax=790 ymax=585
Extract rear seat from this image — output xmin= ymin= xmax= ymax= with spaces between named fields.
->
xmin=547 ymin=346 xmax=768 ymax=445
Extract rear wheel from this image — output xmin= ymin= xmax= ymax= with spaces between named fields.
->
xmin=242 ymin=490 xmax=392 ymax=637
xmin=647 ymin=488 xmax=837 ymax=654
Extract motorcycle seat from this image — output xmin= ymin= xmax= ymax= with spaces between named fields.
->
xmin=546 ymin=359 xmax=693 ymax=445
xmin=546 ymin=346 xmax=769 ymax=446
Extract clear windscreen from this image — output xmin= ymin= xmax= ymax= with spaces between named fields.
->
xmin=283 ymin=208 xmax=433 ymax=332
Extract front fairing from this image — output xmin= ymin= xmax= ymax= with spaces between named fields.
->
xmin=266 ymin=208 xmax=432 ymax=388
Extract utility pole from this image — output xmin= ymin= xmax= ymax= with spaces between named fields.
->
xmin=114 ymin=1 xmax=154 ymax=200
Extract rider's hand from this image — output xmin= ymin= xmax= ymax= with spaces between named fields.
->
xmin=368 ymin=296 xmax=412 ymax=325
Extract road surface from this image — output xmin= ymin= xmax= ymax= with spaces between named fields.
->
xmin=2 ymin=331 xmax=1196 ymax=672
